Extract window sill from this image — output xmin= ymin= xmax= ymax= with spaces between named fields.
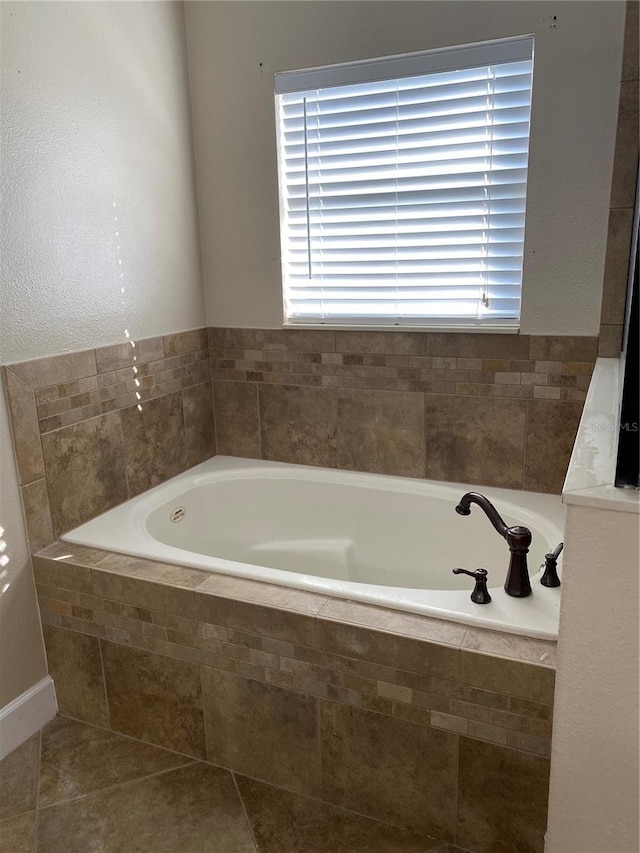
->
xmin=282 ymin=323 xmax=521 ymax=334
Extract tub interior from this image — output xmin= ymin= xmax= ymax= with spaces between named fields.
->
xmin=146 ymin=475 xmax=557 ymax=591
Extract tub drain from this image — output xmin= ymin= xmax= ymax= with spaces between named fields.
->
xmin=170 ymin=507 xmax=186 ymax=523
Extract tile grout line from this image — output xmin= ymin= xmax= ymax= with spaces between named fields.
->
xmin=230 ymin=772 xmax=261 ymax=852
xmin=229 ymin=766 xmax=446 ymax=846
xmin=54 ymin=712 xmax=206 ymax=767
xmin=97 ymin=637 xmax=111 ymax=730
xmin=36 ymin=756 xmax=198 ymax=813
xmin=33 ymin=726 xmax=43 ymax=852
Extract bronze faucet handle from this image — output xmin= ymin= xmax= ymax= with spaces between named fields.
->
xmin=505 ymin=525 xmax=532 ymax=552
xmin=452 ymin=568 xmax=492 ymax=605
xmin=540 ymin=542 xmax=563 ymax=588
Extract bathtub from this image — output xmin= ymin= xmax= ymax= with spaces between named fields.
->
xmin=62 ymin=456 xmax=565 ymax=639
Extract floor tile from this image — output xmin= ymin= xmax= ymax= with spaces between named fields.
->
xmin=0 ymin=810 xmax=36 ymax=853
xmin=39 ymin=716 xmax=194 ymax=806
xmin=37 ymin=762 xmax=256 ymax=852
xmin=0 ymin=733 xmax=39 ymax=820
xmin=236 ymin=775 xmax=441 ymax=852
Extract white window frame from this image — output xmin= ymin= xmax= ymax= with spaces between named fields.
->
xmin=274 ymin=35 xmax=534 ymax=331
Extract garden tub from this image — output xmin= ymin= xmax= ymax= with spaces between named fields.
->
xmin=62 ymin=455 xmax=564 ymax=638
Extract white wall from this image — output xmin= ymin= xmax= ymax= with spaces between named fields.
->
xmin=185 ymin=0 xmax=625 ymax=336
xmin=0 ymin=1 xmax=205 ymax=711
xmin=0 ymin=394 xmax=47 ymax=709
xmin=546 ymin=502 xmax=639 ymax=852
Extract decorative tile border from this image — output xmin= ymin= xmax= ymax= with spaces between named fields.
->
xmin=210 ymin=328 xmax=595 ymax=402
xmin=34 ymin=541 xmax=555 ymax=760
xmin=2 ymin=328 xmax=213 ymax=551
xmin=208 ymin=326 xmax=595 ymax=494
xmin=35 ymin=349 xmax=210 ymax=434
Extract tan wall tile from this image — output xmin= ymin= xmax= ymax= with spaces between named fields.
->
xmin=529 ymin=336 xmax=598 ymax=362
xmin=197 ymin=573 xmax=327 ymax=615
xmin=162 ymin=328 xmax=208 ymax=357
xmin=210 ymin=327 xmax=256 ymax=349
xmin=449 ymin=699 xmax=529 ymax=732
xmin=43 ymin=625 xmax=108 ymax=726
xmin=533 ymin=385 xmax=561 ymax=400
xmin=377 ymin=680 xmax=412 ymax=704
xmin=202 ymin=667 xmax=321 ymax=796
xmin=467 ymin=719 xmax=509 ymax=746
xmin=92 ymin=571 xmax=195 ymax=617
xmin=120 ymin=392 xmax=187 ymax=496
xmin=598 ymin=323 xmax=624 ymax=357
xmin=507 ymin=730 xmax=551 ymax=758
xmin=315 ymin=620 xmax=460 ymax=682
xmin=8 ymin=350 xmax=96 ymax=389
xmin=42 ymin=413 xmax=128 ymax=538
xmin=319 ymin=599 xmax=467 ymax=647
xmin=212 ymin=380 xmax=261 ymax=457
xmin=621 ymin=0 xmax=639 ymax=82
xmin=94 ymin=552 xmax=208 ymax=588
xmin=601 ymin=208 xmax=635 ymax=325
xmin=95 ymin=338 xmax=164 ymax=374
xmin=509 ymin=696 xmax=553 ymax=721
xmin=524 ymin=399 xmax=583 ymax=493
xmin=182 ymin=381 xmax=215 ymax=466
xmin=259 ymin=384 xmax=337 ymax=468
xmin=101 ymin=640 xmax=205 ymax=758
xmin=4 ymin=369 xmax=46 ymax=485
xmin=425 ymin=394 xmax=527 ymax=489
xmin=460 ymin=651 xmax=555 ymax=705
xmin=610 ymin=80 xmax=639 ymax=208
xmin=195 ymin=594 xmax=318 ymax=647
xmin=21 ymin=479 xmax=54 ymax=552
xmin=337 ymin=388 xmax=425 ymax=477
xmin=457 ymin=736 xmax=550 ymax=853
xmin=430 ymin=710 xmax=468 ymax=734
xmin=320 ymin=701 xmax=458 ymax=839
xmin=462 ymin=627 xmax=557 ymax=668
xmin=32 ymin=555 xmax=92 ymax=594
xmin=426 ymin=333 xmax=530 ymax=359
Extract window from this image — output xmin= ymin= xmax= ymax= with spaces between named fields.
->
xmin=274 ymin=36 xmax=534 ymax=328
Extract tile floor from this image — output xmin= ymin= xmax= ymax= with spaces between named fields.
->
xmin=0 ymin=715 xmax=474 ymax=853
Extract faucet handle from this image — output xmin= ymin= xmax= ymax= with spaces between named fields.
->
xmin=453 ymin=568 xmax=492 ymax=604
xmin=540 ymin=542 xmax=563 ymax=588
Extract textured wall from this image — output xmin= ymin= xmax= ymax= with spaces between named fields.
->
xmin=0 ymin=2 xmax=205 ymax=711
xmin=185 ymin=0 xmax=625 ymax=336
xmin=546 ymin=503 xmax=639 ymax=851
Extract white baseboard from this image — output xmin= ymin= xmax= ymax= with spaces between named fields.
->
xmin=0 ymin=676 xmax=57 ymax=760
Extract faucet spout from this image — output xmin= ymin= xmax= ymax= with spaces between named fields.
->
xmin=455 ymin=492 xmax=509 ymax=537
xmin=455 ymin=492 xmax=532 ymax=598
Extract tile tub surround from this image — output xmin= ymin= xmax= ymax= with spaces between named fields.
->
xmin=4 ymin=326 xmax=596 ymax=557
xmin=33 ymin=541 xmax=556 ymax=852
xmin=210 ymin=327 xmax=595 ymax=494
xmin=2 ymin=328 xmax=214 ymax=551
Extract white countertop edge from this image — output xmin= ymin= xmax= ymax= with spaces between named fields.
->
xmin=562 ymin=358 xmax=639 ymax=514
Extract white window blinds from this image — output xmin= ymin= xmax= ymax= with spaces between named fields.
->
xmin=274 ymin=37 xmax=534 ymax=327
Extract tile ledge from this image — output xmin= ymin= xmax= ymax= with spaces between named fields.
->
xmin=38 ymin=542 xmax=557 ymax=664
xmin=563 ymin=358 xmax=639 ymax=514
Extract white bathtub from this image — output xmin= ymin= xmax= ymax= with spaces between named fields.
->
xmin=62 ymin=456 xmax=565 ymax=639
